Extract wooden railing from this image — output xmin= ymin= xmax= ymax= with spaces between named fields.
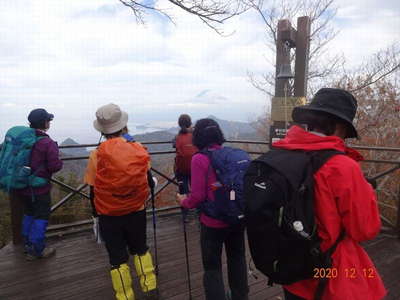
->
xmin=7 ymin=140 xmax=400 ymax=244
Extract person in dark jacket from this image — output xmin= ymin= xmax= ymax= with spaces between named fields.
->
xmin=18 ymin=108 xmax=63 ymax=260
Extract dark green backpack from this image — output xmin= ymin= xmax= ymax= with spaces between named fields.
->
xmin=0 ymin=126 xmax=48 ymax=191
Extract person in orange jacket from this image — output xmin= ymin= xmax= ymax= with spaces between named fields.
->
xmin=273 ymin=88 xmax=386 ymax=300
xmin=84 ymin=103 xmax=158 ymax=300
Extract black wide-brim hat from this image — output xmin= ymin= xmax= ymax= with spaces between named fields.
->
xmin=292 ymin=88 xmax=358 ymax=138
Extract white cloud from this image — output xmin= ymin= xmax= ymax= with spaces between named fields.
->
xmin=332 ymin=0 xmax=400 ymax=67
xmin=1 ymin=103 xmax=17 ymax=108
xmin=0 ymin=0 xmax=398 ymax=143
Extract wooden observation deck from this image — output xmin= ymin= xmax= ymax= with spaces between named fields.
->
xmin=1 ymin=140 xmax=400 ymax=299
xmin=1 ymin=212 xmax=400 ymax=300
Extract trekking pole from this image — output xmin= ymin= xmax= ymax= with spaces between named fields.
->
xmin=179 ymin=181 xmax=193 ymax=300
xmin=150 ymin=178 xmax=159 ymax=274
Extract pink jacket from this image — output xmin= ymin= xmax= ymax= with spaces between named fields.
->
xmin=181 ymin=145 xmax=229 ymax=228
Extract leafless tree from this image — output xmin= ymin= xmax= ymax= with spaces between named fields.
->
xmin=340 ymin=74 xmax=400 ymax=227
xmin=335 ymin=44 xmax=400 ymax=93
xmin=118 ymin=0 xmax=249 ymax=34
xmin=248 ymin=0 xmax=400 ymax=139
xmin=247 ymin=0 xmax=344 ymax=97
xmin=331 ymin=44 xmax=400 ymax=138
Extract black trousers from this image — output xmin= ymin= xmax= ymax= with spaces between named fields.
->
xmin=200 ymin=223 xmax=249 ymax=300
xmin=99 ymin=209 xmax=148 ymax=266
xmin=20 ymin=193 xmax=51 ymax=220
xmin=176 ymin=173 xmax=191 ymax=194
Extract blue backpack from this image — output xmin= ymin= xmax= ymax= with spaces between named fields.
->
xmin=200 ymin=147 xmax=251 ymax=225
xmin=0 ymin=126 xmax=48 ymax=191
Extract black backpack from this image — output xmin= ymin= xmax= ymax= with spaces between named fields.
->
xmin=244 ymin=149 xmax=345 ymax=290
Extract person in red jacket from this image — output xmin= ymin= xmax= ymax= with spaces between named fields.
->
xmin=273 ymin=88 xmax=386 ymax=300
xmin=173 ymin=114 xmax=197 ymax=222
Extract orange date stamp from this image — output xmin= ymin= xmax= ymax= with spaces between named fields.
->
xmin=313 ymin=268 xmax=375 ymax=279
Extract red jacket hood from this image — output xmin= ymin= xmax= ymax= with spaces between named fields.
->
xmin=272 ymin=125 xmax=364 ymax=161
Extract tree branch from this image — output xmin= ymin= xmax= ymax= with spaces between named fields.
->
xmin=119 ymin=0 xmax=248 ymax=35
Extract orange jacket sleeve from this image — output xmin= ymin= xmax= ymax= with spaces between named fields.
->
xmin=84 ymin=150 xmax=97 ymax=186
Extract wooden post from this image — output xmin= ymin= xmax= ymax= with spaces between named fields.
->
xmin=294 ymin=16 xmax=311 ymax=97
xmin=275 ymin=19 xmax=293 ymax=97
xmin=9 ymin=191 xmax=23 ymax=245
xmin=271 ymin=17 xmax=310 ymax=146
xmin=397 ymin=186 xmax=400 ymax=240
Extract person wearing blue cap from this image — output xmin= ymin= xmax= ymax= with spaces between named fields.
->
xmin=17 ymin=108 xmax=63 ymax=260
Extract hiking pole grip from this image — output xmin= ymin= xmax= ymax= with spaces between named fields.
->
xmin=148 ymin=172 xmax=159 ymax=275
xmin=178 ymin=180 xmax=185 ymax=195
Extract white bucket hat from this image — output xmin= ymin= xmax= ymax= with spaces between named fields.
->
xmin=93 ymin=103 xmax=128 ymax=134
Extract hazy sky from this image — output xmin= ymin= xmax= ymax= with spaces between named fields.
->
xmin=0 ymin=0 xmax=399 ymax=143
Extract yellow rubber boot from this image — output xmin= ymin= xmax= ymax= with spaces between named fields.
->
xmin=110 ymin=264 xmax=135 ymax=300
xmin=133 ymin=251 xmax=157 ymax=293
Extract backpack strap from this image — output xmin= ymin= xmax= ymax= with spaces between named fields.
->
xmin=28 ymin=134 xmax=49 ymax=190
xmin=307 ymin=150 xmax=346 ymax=300
xmin=299 ymin=149 xmax=345 ymax=200
xmin=199 ymin=149 xmax=213 ymax=201
xmin=309 ymin=149 xmax=345 ymax=174
xmin=122 ymin=133 xmax=135 ymax=142
xmin=314 ymin=230 xmax=346 ymax=300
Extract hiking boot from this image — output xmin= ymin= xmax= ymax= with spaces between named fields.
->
xmin=226 ymin=290 xmax=232 ymax=300
xmin=26 ymin=247 xmax=56 ymax=261
xmin=110 ymin=264 xmax=135 ymax=300
xmin=143 ymin=289 xmax=159 ymax=300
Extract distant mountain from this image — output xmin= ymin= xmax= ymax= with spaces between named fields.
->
xmin=133 ymin=130 xmax=175 ymax=153
xmin=167 ymin=115 xmax=261 ymax=140
xmin=57 ymin=138 xmax=89 ymax=181
xmin=60 ymin=138 xmax=89 ymax=157
xmin=166 ymin=115 xmax=260 ymax=140
xmin=57 ymin=116 xmax=262 ymax=180
xmin=207 ymin=115 xmax=260 ymax=140
xmin=62 ymin=138 xmax=78 ymax=145
xmin=134 ymin=131 xmax=175 ymax=143
xmin=59 ymin=115 xmax=260 ymax=154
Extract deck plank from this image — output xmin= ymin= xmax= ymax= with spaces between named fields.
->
xmin=0 ymin=214 xmax=399 ymax=300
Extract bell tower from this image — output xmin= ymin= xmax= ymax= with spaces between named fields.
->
xmin=270 ymin=16 xmax=311 ymax=145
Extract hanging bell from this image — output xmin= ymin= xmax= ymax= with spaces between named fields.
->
xmin=277 ymin=63 xmax=294 ymax=79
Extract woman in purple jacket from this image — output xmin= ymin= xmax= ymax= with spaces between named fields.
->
xmin=18 ymin=108 xmax=63 ymax=260
xmin=177 ymin=118 xmax=249 ymax=300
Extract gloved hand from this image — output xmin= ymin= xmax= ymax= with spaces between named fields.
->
xmin=366 ymin=177 xmax=377 ymax=189
xmin=176 ymin=193 xmax=187 ymax=205
xmin=152 ymin=177 xmax=158 ymax=188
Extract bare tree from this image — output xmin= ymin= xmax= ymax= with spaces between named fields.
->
xmin=248 ymin=0 xmax=400 ymax=138
xmin=118 ymin=0 xmax=249 ymax=34
xmin=247 ymin=0 xmax=344 ymax=97
xmin=335 ymin=44 xmax=400 ymax=93
xmin=339 ymin=75 xmax=400 ymax=227
xmin=331 ymin=44 xmax=400 ymax=139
